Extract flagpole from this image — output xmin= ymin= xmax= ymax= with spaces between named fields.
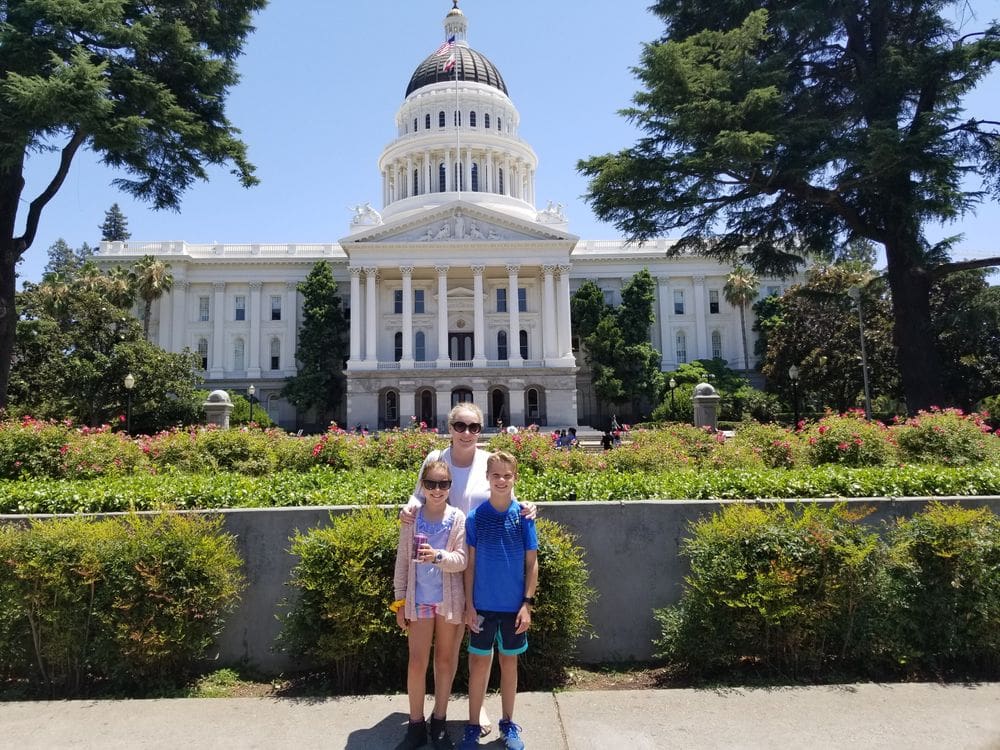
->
xmin=455 ymin=43 xmax=460 ymax=199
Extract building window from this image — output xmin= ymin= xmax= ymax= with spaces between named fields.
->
xmin=386 ymin=391 xmax=398 ymax=424
xmin=235 ymin=295 xmax=246 ymax=321
xmin=271 ymin=295 xmax=282 ymax=321
xmin=676 ymin=331 xmax=687 ymax=364
xmin=497 ymin=330 xmax=508 ymax=360
xmin=199 ymin=296 xmax=209 ymax=322
xmin=425 ymin=113 xmax=431 ymax=129
xmin=603 ymin=288 xmax=614 ymax=306
xmin=394 ymin=332 xmax=403 ymax=362
xmin=413 ymin=169 xmax=419 ymax=196
xmin=197 ymin=338 xmax=208 ymax=370
xmin=452 ymin=389 xmax=473 ymax=407
xmin=415 ymin=331 xmax=426 ymax=361
xmin=471 ymin=163 xmax=479 ymax=192
xmin=711 ymin=330 xmax=722 ymax=359
xmin=439 ymin=163 xmax=446 ymax=192
xmin=766 ymin=285 xmax=781 ymax=297
xmin=519 ymin=330 xmax=529 ymax=359
xmin=438 ymin=110 xmax=445 ymax=127
xmin=453 ymin=110 xmax=461 ymax=126
xmin=498 ymin=167 xmax=504 ymax=194
xmin=234 ymin=338 xmax=245 ymax=371
xmin=412 ymin=117 xmax=417 ymax=132
xmin=497 ymin=117 xmax=502 ymax=132
xmin=527 ymin=388 xmax=539 ymax=419
xmin=517 ymin=287 xmax=527 ymax=313
xmin=496 ymin=288 xmax=507 ymax=313
xmin=394 ymin=289 xmax=403 ymax=314
xmin=270 ymin=337 xmax=281 ymax=370
xmin=709 ymin=290 xmax=720 ymax=314
xmin=414 ymin=289 xmax=425 ymax=314
xmin=484 ymin=113 xmax=490 ymax=129
xmin=674 ymin=290 xmax=685 ymax=315
xmin=469 ymin=111 xmax=477 ymax=127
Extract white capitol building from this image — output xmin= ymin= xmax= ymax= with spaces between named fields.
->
xmin=96 ymin=3 xmax=793 ymax=430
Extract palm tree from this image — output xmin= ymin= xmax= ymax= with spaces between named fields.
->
xmin=131 ymin=255 xmax=173 ymax=340
xmin=723 ymin=265 xmax=760 ymax=371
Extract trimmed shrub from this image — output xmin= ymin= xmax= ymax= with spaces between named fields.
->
xmin=279 ymin=509 xmax=593 ymax=692
xmin=487 ymin=430 xmax=559 ymax=473
xmin=0 ymin=513 xmax=244 ymax=695
xmin=0 ymin=417 xmax=70 ymax=479
xmin=880 ymin=502 xmax=1000 ymax=673
xmin=802 ymin=412 xmax=896 ymax=467
xmin=894 ymin=408 xmax=997 ymax=466
xmin=730 ymin=422 xmax=803 ymax=469
xmin=654 ymin=503 xmax=885 ymax=677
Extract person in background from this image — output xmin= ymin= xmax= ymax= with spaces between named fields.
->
xmin=601 ymin=430 xmax=613 ymax=451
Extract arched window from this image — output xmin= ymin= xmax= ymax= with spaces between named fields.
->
xmin=498 ymin=168 xmax=504 ymax=195
xmin=471 ymin=163 xmax=479 ymax=192
xmin=484 ymin=113 xmax=490 ymax=129
xmin=412 ymin=117 xmax=417 ymax=132
xmin=438 ymin=110 xmax=446 ymax=127
xmin=497 ymin=116 xmax=502 ymax=132
xmin=439 ymin=162 xmax=447 ymax=192
xmin=469 ymin=111 xmax=477 ymax=127
xmin=197 ymin=338 xmax=208 ymax=370
xmin=676 ymin=331 xmax=687 ymax=364
xmin=385 ymin=391 xmax=398 ymax=425
xmin=527 ymin=388 xmax=540 ymax=419
xmin=452 ymin=389 xmax=473 ymax=407
xmin=394 ymin=331 xmax=403 ymax=362
xmin=711 ymin=330 xmax=722 ymax=360
xmin=413 ymin=169 xmax=419 ymax=196
xmin=425 ymin=113 xmax=431 ymax=129
xmin=415 ymin=331 xmax=426 ymax=361
xmin=497 ymin=330 xmax=508 ymax=360
xmin=519 ymin=330 xmax=529 ymax=359
xmin=234 ymin=338 xmax=245 ymax=371
xmin=270 ymin=337 xmax=281 ymax=370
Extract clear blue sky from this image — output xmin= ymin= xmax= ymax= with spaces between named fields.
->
xmin=17 ymin=0 xmax=1000 ymax=284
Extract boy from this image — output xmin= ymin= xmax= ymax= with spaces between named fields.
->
xmin=460 ymin=451 xmax=538 ymax=750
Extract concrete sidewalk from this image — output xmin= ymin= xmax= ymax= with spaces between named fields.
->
xmin=2 ymin=683 xmax=998 ymax=749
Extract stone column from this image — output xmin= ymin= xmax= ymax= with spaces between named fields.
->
xmin=284 ymin=281 xmax=297 ymax=375
xmin=424 ymin=149 xmax=431 ymax=195
xmin=693 ymin=275 xmax=708 ymax=359
xmin=445 ymin=149 xmax=452 ymax=192
xmin=504 ymin=154 xmax=512 ymax=196
xmin=248 ymin=280 xmax=262 ymax=378
xmin=349 ymin=267 xmax=362 ymax=366
xmin=557 ymin=264 xmax=573 ymax=358
xmin=657 ymin=275 xmax=672 ymax=369
xmin=157 ymin=291 xmax=172 ymax=350
xmin=210 ymin=281 xmax=225 ymax=379
xmin=506 ymin=264 xmax=522 ymax=365
xmin=170 ymin=280 xmax=189 ymax=354
xmin=400 ymin=388 xmax=416 ymax=425
xmin=542 ymin=265 xmax=557 ymax=360
xmin=465 ymin=147 xmax=473 ymax=193
xmin=471 ymin=265 xmax=486 ymax=365
xmin=405 ymin=155 xmax=413 ymax=199
xmin=400 ymin=266 xmax=414 ymax=367
xmin=364 ymin=267 xmax=379 ymax=363
xmin=436 ymin=265 xmax=450 ymax=366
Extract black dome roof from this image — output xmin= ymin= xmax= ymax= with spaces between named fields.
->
xmin=406 ymin=45 xmax=508 ymax=97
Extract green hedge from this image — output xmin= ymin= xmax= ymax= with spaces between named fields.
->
xmin=2 ymin=464 xmax=998 ymax=515
xmin=0 ymin=514 xmax=244 ymax=696
xmin=279 ymin=510 xmax=593 ymax=693
xmin=654 ymin=502 xmax=1000 ymax=679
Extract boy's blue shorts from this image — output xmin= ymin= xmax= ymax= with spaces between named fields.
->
xmin=468 ymin=610 xmax=528 ymax=656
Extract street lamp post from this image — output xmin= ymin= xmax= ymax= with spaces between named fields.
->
xmin=847 ymin=287 xmax=873 ymax=420
xmin=788 ymin=365 xmax=800 ymax=427
xmin=124 ymin=373 xmax=135 ymax=435
xmin=247 ymin=384 xmax=255 ymax=426
xmin=668 ymin=377 xmax=677 ymax=415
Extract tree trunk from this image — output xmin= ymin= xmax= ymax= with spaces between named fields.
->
xmin=0 ymin=163 xmax=27 ymax=410
xmin=143 ymin=300 xmax=152 ymax=340
xmin=884 ymin=238 xmax=941 ymax=414
xmin=739 ymin=304 xmax=749 ymax=371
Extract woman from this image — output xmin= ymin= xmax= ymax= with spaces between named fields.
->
xmin=401 ymin=402 xmax=537 ymax=739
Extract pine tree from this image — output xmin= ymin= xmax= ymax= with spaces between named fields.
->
xmin=100 ymin=204 xmax=131 ymax=242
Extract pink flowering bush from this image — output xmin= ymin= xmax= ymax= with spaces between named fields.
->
xmin=0 ymin=417 xmax=74 ymax=478
xmin=59 ymin=427 xmax=147 ymax=480
xmin=310 ymin=424 xmax=355 ymax=470
xmin=353 ymin=427 xmax=445 ymax=470
xmin=486 ymin=430 xmax=559 ymax=473
xmin=801 ymin=411 xmax=896 ymax=467
xmin=893 ymin=408 xmax=997 ymax=466
xmin=730 ymin=422 xmax=803 ymax=469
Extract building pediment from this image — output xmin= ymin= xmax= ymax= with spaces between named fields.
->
xmin=342 ymin=202 xmax=576 ymax=246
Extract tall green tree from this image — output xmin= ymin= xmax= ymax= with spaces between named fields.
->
xmin=0 ymin=0 xmax=265 ymax=408
xmin=282 ymin=261 xmax=349 ymax=426
xmin=42 ymin=238 xmax=97 ymax=279
xmin=131 ymin=255 xmax=173 ymax=340
xmin=723 ymin=266 xmax=760 ymax=371
xmin=579 ymin=1 xmax=1000 ymax=414
xmin=99 ymin=203 xmax=131 ymax=242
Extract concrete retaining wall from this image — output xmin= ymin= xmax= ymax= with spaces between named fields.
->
xmin=6 ymin=496 xmax=1000 ymax=673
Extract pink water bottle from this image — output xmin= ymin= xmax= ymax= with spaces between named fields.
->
xmin=413 ymin=534 xmax=428 ymax=561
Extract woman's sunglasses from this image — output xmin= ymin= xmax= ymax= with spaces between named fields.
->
xmin=450 ymin=421 xmax=482 ymax=434
xmin=421 ymin=479 xmax=453 ymax=491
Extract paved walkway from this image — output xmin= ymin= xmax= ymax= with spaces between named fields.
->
xmin=2 ymin=683 xmax=999 ymax=749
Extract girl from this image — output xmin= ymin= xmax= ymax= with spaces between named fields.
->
xmin=392 ymin=460 xmax=467 ymax=750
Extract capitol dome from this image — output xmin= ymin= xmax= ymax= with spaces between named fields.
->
xmin=405 ymin=45 xmax=508 ymax=97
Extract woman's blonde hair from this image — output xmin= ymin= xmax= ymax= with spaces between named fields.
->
xmin=448 ymin=401 xmax=483 ymax=424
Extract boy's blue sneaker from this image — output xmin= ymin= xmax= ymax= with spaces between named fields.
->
xmin=457 ymin=724 xmax=481 ymax=750
xmin=498 ymin=719 xmax=525 ymax=750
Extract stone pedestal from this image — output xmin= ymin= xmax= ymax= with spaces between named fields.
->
xmin=204 ymin=389 xmax=234 ymax=429
xmin=692 ymin=383 xmax=721 ymax=430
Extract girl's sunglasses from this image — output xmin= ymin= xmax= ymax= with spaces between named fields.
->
xmin=421 ymin=479 xmax=453 ymax=491
xmin=450 ymin=421 xmax=482 ymax=434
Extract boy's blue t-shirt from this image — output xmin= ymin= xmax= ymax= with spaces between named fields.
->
xmin=465 ymin=499 xmax=538 ymax=613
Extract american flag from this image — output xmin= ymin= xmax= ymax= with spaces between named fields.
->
xmin=434 ymin=34 xmax=456 ymax=57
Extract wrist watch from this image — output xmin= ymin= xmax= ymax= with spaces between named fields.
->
xmin=522 ymin=596 xmax=535 ymax=606
xmin=434 ymin=551 xmax=443 ymax=563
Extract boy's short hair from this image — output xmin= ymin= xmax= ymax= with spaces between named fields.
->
xmin=487 ymin=450 xmax=518 ymax=474
xmin=421 ymin=459 xmax=452 ymax=482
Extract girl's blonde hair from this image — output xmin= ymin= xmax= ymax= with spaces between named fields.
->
xmin=421 ymin=459 xmax=452 ymax=482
